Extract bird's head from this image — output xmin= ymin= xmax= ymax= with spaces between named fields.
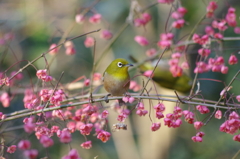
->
xmin=105 ymin=58 xmax=133 ymax=76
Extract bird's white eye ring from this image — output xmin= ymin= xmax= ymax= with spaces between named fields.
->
xmin=117 ymin=62 xmax=123 ymax=67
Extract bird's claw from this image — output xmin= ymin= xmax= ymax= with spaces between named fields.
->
xmin=89 ymin=93 xmax=94 ymax=103
xmin=104 ymin=94 xmax=111 ymax=103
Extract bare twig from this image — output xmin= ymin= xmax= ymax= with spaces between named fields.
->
xmin=205 ymin=70 xmax=240 ymax=125
xmin=95 ymin=23 xmax=129 ymax=67
xmin=2 ymin=93 xmax=239 ymax=122
xmin=43 ymin=71 xmax=65 ymax=110
xmin=0 ymin=29 xmax=100 ymax=88
xmin=89 ymin=38 xmax=97 ymax=103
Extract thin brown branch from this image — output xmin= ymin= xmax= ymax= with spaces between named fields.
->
xmin=2 ymin=93 xmax=240 ymax=123
xmin=0 ymin=29 xmax=100 ymax=89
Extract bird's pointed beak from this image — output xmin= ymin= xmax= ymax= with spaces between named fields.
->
xmin=124 ymin=64 xmax=134 ymax=67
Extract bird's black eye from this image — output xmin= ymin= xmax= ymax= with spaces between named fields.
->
xmin=117 ymin=62 xmax=123 ymax=67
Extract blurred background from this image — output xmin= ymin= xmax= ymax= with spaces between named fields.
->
xmin=0 ymin=0 xmax=239 ymax=158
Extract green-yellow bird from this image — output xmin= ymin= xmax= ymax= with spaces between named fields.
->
xmin=130 ymin=56 xmax=192 ymax=93
xmin=103 ymin=58 xmax=133 ymax=105
xmin=142 ymin=60 xmax=192 ymax=93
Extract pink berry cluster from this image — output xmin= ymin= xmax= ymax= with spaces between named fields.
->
xmin=131 ymin=11 xmax=158 ymax=58
xmin=17 ymin=140 xmax=38 ymax=158
xmin=0 ymin=92 xmax=11 ymax=108
xmin=184 ymin=107 xmax=208 ymax=142
xmin=14 ymin=101 xmax=113 ymax=158
xmin=157 ymin=33 xmax=174 ymax=49
xmin=75 ymin=13 xmax=113 ymax=47
xmin=182 ymin=110 xmax=195 ymax=124
xmin=135 ymin=35 xmax=149 ymax=46
xmin=75 ymin=13 xmax=101 ymax=24
xmin=62 ymin=149 xmax=81 ymax=159
xmin=152 ymin=104 xmax=191 ymax=133
xmin=36 ymin=69 xmax=53 ymax=82
xmin=164 ymin=106 xmax=183 ymax=128
xmin=40 ymin=89 xmax=65 ymax=106
xmin=154 ymin=103 xmax=165 ymax=119
xmin=134 ymin=13 xmax=152 ymax=27
xmin=206 ymin=1 xmax=218 ymax=18
xmin=206 ymin=2 xmax=239 ymax=33
xmin=171 ymin=7 xmax=187 ymax=29
xmin=136 ymin=102 xmax=148 ymax=116
xmin=220 ymin=111 xmax=240 ymax=142
xmin=49 ymin=12 xmax=113 ymax=55
xmin=146 ymin=48 xmax=157 ymax=57
xmin=122 ymin=96 xmax=135 ymax=103
xmin=143 ymin=70 xmax=154 ymax=78
xmin=192 ymin=132 xmax=205 ymax=142
xmin=151 ymin=103 xmax=212 ymax=143
xmin=0 ymin=71 xmax=23 ymax=88
xmin=117 ymin=108 xmax=130 ymax=122
xmin=168 ymin=52 xmax=186 ymax=77
xmin=192 ymin=4 xmax=240 ymax=75
xmin=194 ymin=55 xmax=238 ymax=74
xmin=196 ymin=105 xmax=210 ymax=114
xmin=2 ymin=67 xmax=114 ymax=158
xmin=0 ymin=36 xmax=14 ymax=103
xmin=129 ymin=81 xmax=141 ymax=92
xmin=64 ymin=41 xmax=76 ymax=55
xmin=84 ymin=37 xmax=95 ymax=48
xmin=84 ymin=29 xmax=113 ymax=47
xmin=0 ymin=76 xmax=10 ymax=87
xmin=49 ymin=43 xmax=59 ymax=55
xmin=133 ymin=11 xmax=152 ymax=46
xmin=132 ymin=5 xmax=188 ymax=80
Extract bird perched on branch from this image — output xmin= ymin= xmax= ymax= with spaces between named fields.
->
xmin=103 ymin=58 xmax=133 ymax=105
xmin=130 ymin=56 xmax=192 ymax=93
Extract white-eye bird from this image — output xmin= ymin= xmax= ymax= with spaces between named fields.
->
xmin=103 ymin=58 xmax=133 ymax=105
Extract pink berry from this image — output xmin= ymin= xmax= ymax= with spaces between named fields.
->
xmin=134 ymin=36 xmax=149 ymax=46
xmin=228 ymin=55 xmax=238 ymax=65
xmin=151 ymin=122 xmax=161 ymax=131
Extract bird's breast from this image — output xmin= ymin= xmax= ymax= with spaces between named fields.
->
xmin=103 ymin=72 xmax=130 ymax=96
